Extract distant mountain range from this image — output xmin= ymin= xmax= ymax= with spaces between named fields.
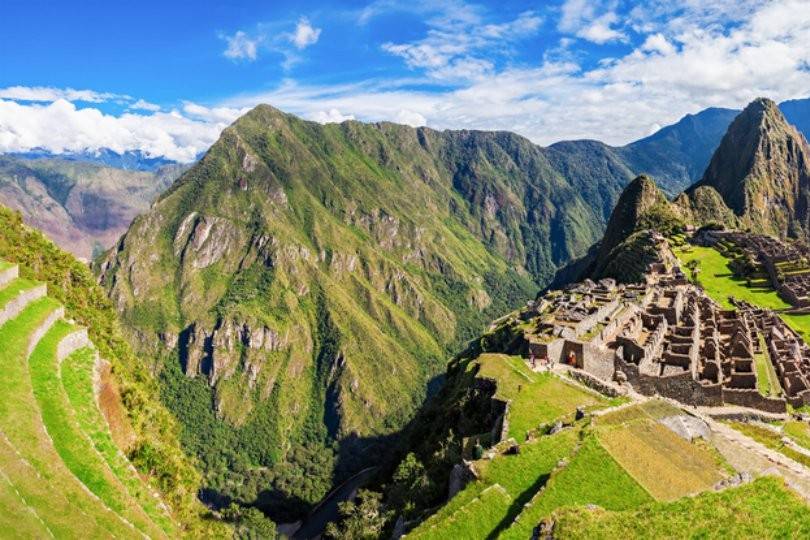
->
xmin=0 ymin=155 xmax=187 ymax=259
xmin=8 ymin=148 xmax=181 ymax=172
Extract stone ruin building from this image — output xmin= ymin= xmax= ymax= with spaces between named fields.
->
xmin=516 ymin=236 xmax=810 ymax=413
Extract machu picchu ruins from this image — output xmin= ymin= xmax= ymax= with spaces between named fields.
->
xmin=490 ymin=230 xmax=810 ymax=415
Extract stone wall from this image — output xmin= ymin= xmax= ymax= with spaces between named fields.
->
xmin=722 ymin=388 xmax=787 ymax=413
xmin=567 ymin=368 xmax=622 ymax=398
xmin=0 ymin=264 xmax=18 ymax=288
xmin=0 ymin=284 xmax=46 ymax=327
xmin=26 ymin=305 xmax=65 ymax=357
xmin=57 ymin=328 xmax=93 ymax=363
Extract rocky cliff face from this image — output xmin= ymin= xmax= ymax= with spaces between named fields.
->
xmin=687 ymin=98 xmax=810 ymax=238
xmin=0 ymin=155 xmax=184 ymax=259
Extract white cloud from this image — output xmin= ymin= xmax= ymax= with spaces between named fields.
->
xmin=382 ymin=7 xmax=541 ymax=82
xmin=0 ymin=86 xmax=126 ymax=103
xmin=559 ymin=0 xmax=626 ymax=44
xmin=578 ymin=12 xmax=627 ymax=44
xmin=0 ymin=98 xmax=229 ymax=162
xmin=640 ymin=33 xmax=676 ymax=55
xmin=311 ymin=108 xmax=355 ymax=123
xmin=129 ymin=99 xmax=161 ymax=112
xmin=291 ymin=17 xmax=321 ymax=49
xmin=222 ymin=30 xmax=261 ymax=61
xmin=182 ymin=101 xmax=248 ymax=124
xmin=395 ymin=109 xmax=427 ymax=127
xmin=222 ymin=0 xmax=810 ymax=147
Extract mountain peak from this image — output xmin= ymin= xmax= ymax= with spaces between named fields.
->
xmin=688 ymin=97 xmax=810 ymax=237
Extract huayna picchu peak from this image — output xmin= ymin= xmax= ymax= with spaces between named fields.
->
xmin=687 ymin=97 xmax=810 ymax=238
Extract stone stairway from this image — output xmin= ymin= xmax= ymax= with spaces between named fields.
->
xmin=0 ymin=260 xmax=175 ymax=538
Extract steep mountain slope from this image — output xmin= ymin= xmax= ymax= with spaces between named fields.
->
xmin=0 ymin=155 xmax=185 ymax=259
xmin=0 ymin=205 xmax=228 ymax=535
xmin=97 ymin=105 xmax=646 ymax=519
xmin=589 ymin=175 xmax=684 ymax=283
xmin=687 ymin=98 xmax=810 ymax=238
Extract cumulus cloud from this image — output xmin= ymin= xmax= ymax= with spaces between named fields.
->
xmin=222 ymin=30 xmax=261 ymax=61
xmin=0 ymin=98 xmax=230 ymax=162
xmin=395 ymin=109 xmax=427 ymax=127
xmin=311 ymin=108 xmax=355 ymax=123
xmin=291 ymin=17 xmax=321 ymax=49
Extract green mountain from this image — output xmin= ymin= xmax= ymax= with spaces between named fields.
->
xmin=97 ymin=105 xmax=652 ymax=519
xmin=0 ymin=155 xmax=185 ymax=259
xmin=0 ymin=205 xmax=229 ymax=536
xmin=687 ymin=98 xmax=810 ymax=238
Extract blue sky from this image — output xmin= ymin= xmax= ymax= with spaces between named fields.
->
xmin=1 ymin=0 xmax=809 ymax=161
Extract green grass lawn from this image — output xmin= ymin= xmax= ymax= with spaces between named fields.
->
xmin=501 ymin=435 xmax=652 ymax=539
xmin=0 ymin=260 xmax=13 ymax=272
xmin=28 ymin=319 xmax=165 ymax=538
xmin=552 ymin=476 xmax=810 ymax=539
xmin=0 ymin=297 xmax=138 ymax=538
xmin=675 ymin=246 xmax=810 ymax=340
xmin=474 ymin=354 xmax=608 ymax=440
xmin=61 ymin=347 xmax=175 ymax=534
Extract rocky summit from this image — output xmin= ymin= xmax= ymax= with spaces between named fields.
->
xmin=687 ymin=98 xmax=810 ymax=238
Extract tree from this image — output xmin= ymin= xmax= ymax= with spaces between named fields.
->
xmin=222 ymin=503 xmax=278 ymax=540
xmin=388 ymin=453 xmax=431 ymax=516
xmin=325 ymin=490 xmax=391 ymax=540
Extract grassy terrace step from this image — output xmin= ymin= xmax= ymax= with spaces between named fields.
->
xmin=61 ymin=347 xmax=176 ymax=534
xmin=553 ymin=476 xmax=810 ymax=538
xmin=0 ymin=463 xmax=52 ymax=537
xmin=501 ymin=436 xmax=652 ymax=539
xmin=408 ymin=428 xmax=580 ymax=539
xmin=29 ymin=319 xmax=167 ymax=539
xmin=0 ymin=297 xmax=138 ymax=538
xmin=409 ymin=484 xmax=513 ymax=540
xmin=0 ymin=277 xmax=39 ymax=307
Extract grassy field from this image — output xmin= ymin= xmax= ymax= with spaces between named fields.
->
xmin=61 ymin=347 xmax=175 ymax=534
xmin=675 ymin=245 xmax=810 ymax=340
xmin=501 ymin=436 xmax=652 ymax=539
xmin=28 ymin=320 xmax=165 ymax=538
xmin=0 ymin=297 xmax=138 ymax=538
xmin=553 ymin=476 xmax=810 ymax=539
xmin=474 ymin=354 xmax=609 ymax=440
xmin=598 ymin=418 xmax=724 ymax=500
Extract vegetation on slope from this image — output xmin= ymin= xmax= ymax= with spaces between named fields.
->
xmin=0 ymin=206 xmax=218 ymax=533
